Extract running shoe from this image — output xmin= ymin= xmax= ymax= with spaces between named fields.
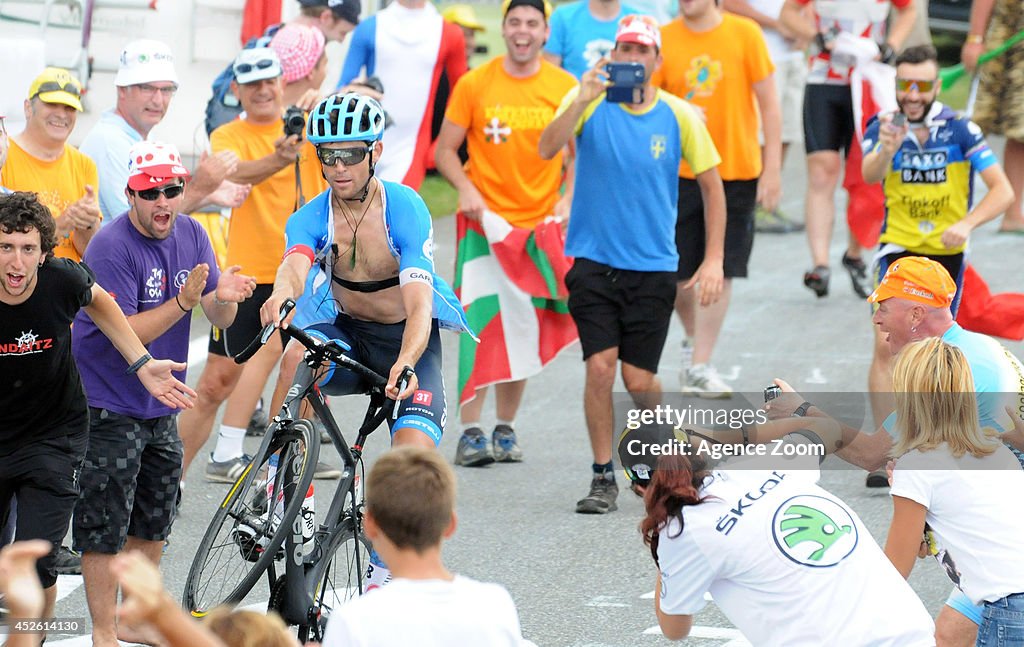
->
xmin=803 ymin=265 xmax=830 ymax=298
xmin=205 ymin=453 xmax=254 ymax=483
xmin=755 ymin=206 xmax=805 ymax=234
xmin=54 ymin=545 xmax=82 ymax=575
xmin=575 ymin=473 xmax=619 ymax=514
xmin=682 ymin=363 xmax=733 ymax=399
xmin=492 ymin=425 xmax=523 ymax=463
xmin=454 ymin=428 xmax=495 ymax=467
xmin=842 ymin=252 xmax=872 ymax=299
xmin=246 ymin=403 xmax=269 ymax=437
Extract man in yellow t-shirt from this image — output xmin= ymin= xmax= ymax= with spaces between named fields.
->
xmin=435 ymin=0 xmax=578 ymax=467
xmin=652 ymin=0 xmax=780 ymax=399
xmin=1 ymin=68 xmax=101 ymax=261
xmin=178 ymin=47 xmax=329 ymax=484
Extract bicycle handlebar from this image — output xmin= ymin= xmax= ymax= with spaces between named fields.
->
xmin=233 ymin=299 xmax=387 ymax=389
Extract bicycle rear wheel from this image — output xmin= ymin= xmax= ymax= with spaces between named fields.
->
xmin=303 ymin=516 xmax=371 ymax=640
xmin=183 ymin=420 xmax=319 ymax=616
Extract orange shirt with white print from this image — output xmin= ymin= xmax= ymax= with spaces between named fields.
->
xmin=1 ymin=139 xmax=100 ymax=261
xmin=211 ymin=118 xmax=325 ymax=284
xmin=652 ymin=14 xmax=774 ymax=181
xmin=444 ymin=56 xmax=578 ymax=229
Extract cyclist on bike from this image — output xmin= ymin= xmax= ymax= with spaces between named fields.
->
xmin=259 ymin=92 xmax=472 ymax=450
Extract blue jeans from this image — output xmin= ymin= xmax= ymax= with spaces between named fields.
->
xmin=977 ymin=592 xmax=1024 ymax=646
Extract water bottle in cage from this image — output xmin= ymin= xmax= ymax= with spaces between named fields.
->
xmin=300 ymin=483 xmax=316 ymax=556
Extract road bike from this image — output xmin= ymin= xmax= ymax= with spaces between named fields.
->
xmin=182 ymin=299 xmax=408 ymax=640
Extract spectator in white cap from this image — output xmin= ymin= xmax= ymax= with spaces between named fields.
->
xmin=269 ymin=23 xmax=328 ymax=109
xmin=80 ymin=39 xmax=249 ymax=225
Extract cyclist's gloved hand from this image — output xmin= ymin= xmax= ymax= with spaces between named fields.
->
xmin=386 ymin=364 xmax=417 ymax=401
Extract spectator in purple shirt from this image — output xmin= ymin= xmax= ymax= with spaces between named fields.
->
xmin=70 ymin=141 xmax=255 ymax=647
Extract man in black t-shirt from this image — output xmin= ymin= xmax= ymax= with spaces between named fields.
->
xmin=0 ymin=192 xmax=195 ymax=627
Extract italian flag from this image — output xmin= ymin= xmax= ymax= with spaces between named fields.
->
xmin=455 ymin=211 xmax=579 ymax=406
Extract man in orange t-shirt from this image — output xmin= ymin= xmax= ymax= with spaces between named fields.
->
xmin=177 ymin=47 xmax=328 ymax=484
xmin=1 ymin=68 xmax=101 ymax=262
xmin=435 ymin=0 xmax=577 ymax=467
xmin=652 ymin=0 xmax=781 ymax=399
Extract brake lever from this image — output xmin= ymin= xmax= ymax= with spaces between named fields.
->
xmin=391 ymin=365 xmax=415 ymax=420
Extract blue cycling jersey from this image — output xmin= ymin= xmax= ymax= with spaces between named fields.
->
xmin=283 ymin=180 xmax=473 ymax=336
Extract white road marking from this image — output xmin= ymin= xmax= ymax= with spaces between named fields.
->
xmin=719 ymin=365 xmax=741 ymax=381
xmin=643 ymin=624 xmax=749 ymax=642
xmin=55 ymin=574 xmax=83 ymax=601
xmin=584 ymin=595 xmax=630 ymax=608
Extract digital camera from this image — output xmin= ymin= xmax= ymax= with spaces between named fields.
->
xmin=764 ymin=385 xmax=782 ymax=402
xmin=605 ymin=62 xmax=645 ymax=104
xmin=283 ymin=105 xmax=306 ymax=139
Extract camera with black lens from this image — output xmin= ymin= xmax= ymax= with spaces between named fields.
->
xmin=283 ymin=105 xmax=306 ymax=139
xmin=764 ymin=384 xmax=782 ymax=402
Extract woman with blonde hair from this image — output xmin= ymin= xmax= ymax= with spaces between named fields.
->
xmin=885 ymin=337 xmax=1024 ymax=645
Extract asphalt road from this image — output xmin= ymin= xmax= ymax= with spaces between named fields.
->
xmin=45 ymin=139 xmax=1024 ymax=646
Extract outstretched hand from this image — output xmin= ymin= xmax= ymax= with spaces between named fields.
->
xmin=113 ymin=551 xmax=167 ymax=626
xmin=0 ymin=540 xmax=49 ymax=618
xmin=762 ymin=378 xmax=805 ymax=419
xmin=136 ymin=359 xmax=196 ymax=409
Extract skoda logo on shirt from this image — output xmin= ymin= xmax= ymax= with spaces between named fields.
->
xmin=771 ymin=495 xmax=858 ymax=567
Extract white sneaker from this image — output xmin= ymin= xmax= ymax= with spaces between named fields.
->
xmin=678 ymin=338 xmax=694 ymax=383
xmin=682 ymin=363 xmax=733 ymax=399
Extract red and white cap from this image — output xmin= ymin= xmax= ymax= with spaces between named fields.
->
xmin=615 ymin=14 xmax=661 ymax=49
xmin=127 ymin=141 xmax=190 ymax=191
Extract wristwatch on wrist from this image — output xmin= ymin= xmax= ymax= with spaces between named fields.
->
xmin=794 ymin=402 xmax=813 ymax=417
xmin=966 ymin=34 xmax=984 ymax=44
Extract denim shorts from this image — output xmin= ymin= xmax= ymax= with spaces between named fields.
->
xmin=977 ymin=592 xmax=1024 ymax=646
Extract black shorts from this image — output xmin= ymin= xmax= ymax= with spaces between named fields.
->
xmin=677 ymin=178 xmax=757 ymax=280
xmin=209 ymin=283 xmax=273 ymax=358
xmin=803 ymin=83 xmax=854 ymax=155
xmin=73 ymin=409 xmax=183 ymax=554
xmin=305 ymin=315 xmax=447 ymax=445
xmin=0 ymin=430 xmax=87 ymax=588
xmin=875 ymin=249 xmax=967 ymax=317
xmin=565 ymin=258 xmax=676 ymax=374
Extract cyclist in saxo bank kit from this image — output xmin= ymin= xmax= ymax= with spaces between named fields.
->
xmin=259 ymin=91 xmax=473 ymax=451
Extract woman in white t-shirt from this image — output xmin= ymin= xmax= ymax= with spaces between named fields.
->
xmin=630 ymin=420 xmax=936 ymax=646
xmin=885 ymin=338 xmax=1024 ymax=646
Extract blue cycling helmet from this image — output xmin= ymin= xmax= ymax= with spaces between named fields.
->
xmin=307 ymin=92 xmax=385 ymax=145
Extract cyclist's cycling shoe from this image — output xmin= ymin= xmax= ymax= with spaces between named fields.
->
xmin=803 ymin=265 xmax=830 ymax=298
xmin=575 ymin=474 xmax=619 ymax=514
xmin=454 ymin=428 xmax=495 ymax=467
xmin=492 ymin=425 xmax=523 ymax=463
xmin=841 ymin=252 xmax=872 ymax=299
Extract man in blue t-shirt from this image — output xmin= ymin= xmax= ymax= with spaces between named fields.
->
xmin=539 ymin=15 xmax=726 ymax=515
xmin=543 ymin=0 xmax=640 ymax=79
xmin=71 ymin=141 xmax=256 ymax=647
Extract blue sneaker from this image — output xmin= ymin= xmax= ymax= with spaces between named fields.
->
xmin=492 ymin=424 xmax=523 ymax=463
xmin=453 ymin=428 xmax=495 ymax=467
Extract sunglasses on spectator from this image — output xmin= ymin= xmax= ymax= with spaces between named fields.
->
xmin=317 ymin=146 xmax=373 ymax=167
xmin=896 ymin=78 xmax=937 ymax=93
xmin=234 ymin=59 xmax=277 ymax=75
xmin=32 ymin=80 xmax=81 ymax=99
xmin=134 ymin=83 xmax=178 ymax=98
xmin=133 ymin=183 xmax=185 ymax=201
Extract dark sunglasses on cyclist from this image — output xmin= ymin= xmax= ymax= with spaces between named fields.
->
xmin=896 ymin=78 xmax=937 ymax=93
xmin=32 ymin=80 xmax=81 ymax=99
xmin=133 ymin=183 xmax=185 ymax=201
xmin=317 ymin=146 xmax=373 ymax=167
xmin=234 ymin=59 xmax=276 ymax=75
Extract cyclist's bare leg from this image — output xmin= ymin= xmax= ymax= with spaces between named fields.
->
xmin=84 ymin=538 xmax=164 ymax=647
xmin=392 ymin=427 xmax=437 ymax=448
xmin=178 ymin=355 xmax=243 ymax=476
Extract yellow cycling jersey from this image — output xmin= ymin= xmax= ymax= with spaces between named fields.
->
xmin=862 ymin=102 xmax=998 ymax=255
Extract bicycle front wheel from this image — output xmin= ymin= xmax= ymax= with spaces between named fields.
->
xmin=307 ymin=515 xmax=371 ymax=633
xmin=183 ymin=420 xmax=319 ymax=616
